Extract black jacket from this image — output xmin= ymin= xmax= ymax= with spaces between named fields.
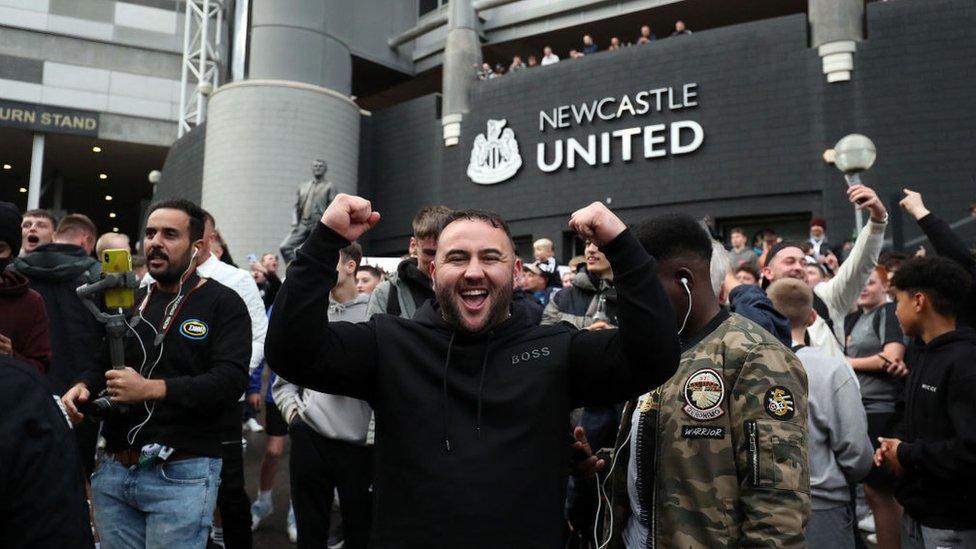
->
xmin=9 ymin=243 xmax=101 ymax=394
xmin=917 ymin=213 xmax=976 ymax=328
xmin=0 ymin=356 xmax=93 ymax=548
xmin=895 ymin=328 xmax=976 ymax=529
xmin=266 ymin=222 xmax=680 ymax=548
xmin=80 ymin=273 xmax=251 ymax=457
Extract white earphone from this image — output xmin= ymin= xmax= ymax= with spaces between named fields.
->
xmin=677 ymin=276 xmax=692 ymax=335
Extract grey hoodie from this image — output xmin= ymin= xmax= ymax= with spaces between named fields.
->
xmin=795 ymin=346 xmax=874 ymax=509
xmin=273 ymin=293 xmax=373 ymax=444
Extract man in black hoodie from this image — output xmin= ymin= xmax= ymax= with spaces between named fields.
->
xmin=9 ymin=213 xmax=102 ymax=474
xmin=266 ymin=194 xmax=680 ymax=547
xmin=875 ymin=257 xmax=976 ymax=547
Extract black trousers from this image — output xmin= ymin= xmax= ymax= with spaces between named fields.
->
xmin=217 ymin=432 xmax=252 ymax=548
xmin=289 ymin=420 xmax=372 ymax=549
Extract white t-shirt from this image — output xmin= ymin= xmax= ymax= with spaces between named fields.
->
xmin=541 ymin=53 xmax=560 ymax=66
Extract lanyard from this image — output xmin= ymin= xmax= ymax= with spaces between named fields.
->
xmin=138 ymin=275 xmax=206 ymax=346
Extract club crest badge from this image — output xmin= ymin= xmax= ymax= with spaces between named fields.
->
xmin=466 ymin=119 xmax=522 ymax=185
xmin=764 ymin=386 xmax=795 ymax=420
xmin=179 ymin=319 xmax=208 ymax=340
xmin=683 ymin=368 xmax=725 ymax=421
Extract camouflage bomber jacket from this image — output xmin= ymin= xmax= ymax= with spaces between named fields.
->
xmin=607 ymin=310 xmax=810 ymax=548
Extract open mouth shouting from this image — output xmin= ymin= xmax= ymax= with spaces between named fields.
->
xmin=459 ymin=288 xmax=490 ymax=312
xmin=146 ymin=249 xmax=169 ymax=270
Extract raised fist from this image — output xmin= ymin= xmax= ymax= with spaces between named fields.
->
xmin=568 ymin=201 xmax=627 ymax=247
xmin=321 ymin=194 xmax=381 ymax=242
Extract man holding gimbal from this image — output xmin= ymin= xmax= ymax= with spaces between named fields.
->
xmin=62 ymin=199 xmax=251 ymax=547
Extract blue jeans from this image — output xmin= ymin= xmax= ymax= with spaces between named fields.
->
xmin=806 ymin=504 xmax=856 ymax=549
xmin=92 ymin=455 xmax=222 ymax=548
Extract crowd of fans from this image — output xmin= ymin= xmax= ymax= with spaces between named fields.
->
xmin=478 ymin=20 xmax=693 ymax=80
xmin=0 ymin=174 xmax=973 ymax=548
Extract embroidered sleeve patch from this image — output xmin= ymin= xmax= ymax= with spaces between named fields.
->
xmin=681 ymin=425 xmax=726 ymax=439
xmin=763 ymin=386 xmax=796 ymax=420
xmin=682 ymin=368 xmax=726 ymax=421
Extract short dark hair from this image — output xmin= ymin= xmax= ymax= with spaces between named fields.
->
xmin=56 ymin=213 xmax=97 ymax=238
xmin=442 ymin=209 xmax=516 ymax=252
xmin=633 ymin=213 xmax=712 ymax=262
xmin=734 ymin=262 xmax=760 ymax=280
xmin=412 ymin=205 xmax=453 ymax=240
xmin=24 ymin=209 xmax=56 ymax=225
xmin=729 ymin=227 xmax=746 ymax=237
xmin=878 ymin=250 xmax=909 ymax=272
xmin=356 ymin=265 xmax=384 ymax=279
xmin=340 ymin=242 xmax=363 ymax=267
xmin=147 ymin=199 xmax=206 ymax=242
xmin=891 ymin=257 xmax=973 ymax=317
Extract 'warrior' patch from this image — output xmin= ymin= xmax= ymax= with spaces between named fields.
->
xmin=179 ymin=319 xmax=208 ymax=340
xmin=681 ymin=425 xmax=726 ymax=439
xmin=682 ymin=368 xmax=725 ymax=421
xmin=764 ymin=386 xmax=795 ymax=420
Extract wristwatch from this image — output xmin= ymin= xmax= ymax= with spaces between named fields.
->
xmin=870 ymin=212 xmax=889 ymax=224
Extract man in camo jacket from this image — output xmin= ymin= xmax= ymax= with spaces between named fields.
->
xmin=574 ymin=214 xmax=810 ymax=548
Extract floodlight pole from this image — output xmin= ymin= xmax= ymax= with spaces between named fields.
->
xmin=178 ymin=0 xmax=223 ymax=137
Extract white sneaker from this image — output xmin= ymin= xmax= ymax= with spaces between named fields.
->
xmin=858 ymin=514 xmax=876 ymax=533
xmin=866 ymin=533 xmax=877 ymax=545
xmin=210 ymin=526 xmax=225 ymax=548
xmin=250 ymin=499 xmax=273 ymax=531
xmin=244 ymin=418 xmax=264 ymax=433
xmin=287 ymin=504 xmax=297 ymax=543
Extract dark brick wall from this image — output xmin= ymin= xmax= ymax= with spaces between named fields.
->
xmin=156 ymin=122 xmax=206 ymax=205
xmin=364 ymin=0 xmax=976 ymax=258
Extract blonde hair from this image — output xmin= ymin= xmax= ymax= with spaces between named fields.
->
xmin=767 ymin=278 xmax=813 ymax=328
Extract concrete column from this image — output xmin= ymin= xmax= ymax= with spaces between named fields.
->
xmin=201 ymin=80 xmax=360 ymax=260
xmin=442 ymin=0 xmax=482 ymax=146
xmin=809 ymin=0 xmax=865 ymax=83
xmin=27 ymin=133 xmax=44 ymax=210
xmin=247 ymin=0 xmax=352 ymax=93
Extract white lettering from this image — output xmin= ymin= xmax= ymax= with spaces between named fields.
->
xmin=668 ymin=87 xmax=682 ymax=110
xmin=571 ymin=101 xmax=598 ymax=126
xmin=671 ymin=120 xmax=704 ymax=155
xmin=540 ymin=109 xmax=558 ymax=132
xmin=649 ymin=88 xmax=666 ymax=112
xmin=612 ymin=127 xmax=642 ymax=161
xmin=537 ymin=141 xmax=563 ymax=172
xmin=616 ymin=95 xmax=636 ymax=118
xmin=596 ymin=97 xmax=616 ymax=121
xmin=557 ymin=106 xmax=571 ymax=128
xmin=643 ymin=124 xmax=667 ymax=158
xmin=566 ymin=135 xmax=597 ymax=168
xmin=601 ymin=132 xmax=611 ymax=164
xmin=633 ymin=91 xmax=650 ymax=115
xmin=683 ymin=83 xmax=698 ymax=107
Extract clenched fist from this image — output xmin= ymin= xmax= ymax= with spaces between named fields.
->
xmin=899 ymin=188 xmax=931 ymax=221
xmin=321 ymin=194 xmax=381 ymax=242
xmin=568 ymin=202 xmax=627 ymax=247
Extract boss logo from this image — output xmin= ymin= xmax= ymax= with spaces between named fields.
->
xmin=512 ymin=346 xmax=551 ymax=365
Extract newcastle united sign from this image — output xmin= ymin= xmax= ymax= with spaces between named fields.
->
xmin=467 ymin=82 xmax=704 ymax=185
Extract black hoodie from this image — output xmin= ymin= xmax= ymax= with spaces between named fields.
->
xmin=895 ymin=328 xmax=976 ymax=529
xmin=266 ymin=222 xmax=680 ymax=548
xmin=9 ymin=243 xmax=101 ymax=394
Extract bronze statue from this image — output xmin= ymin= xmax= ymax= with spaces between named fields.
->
xmin=280 ymin=159 xmax=337 ymax=264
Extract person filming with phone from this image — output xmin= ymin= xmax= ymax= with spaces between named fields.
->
xmin=61 ymin=199 xmax=251 ymax=548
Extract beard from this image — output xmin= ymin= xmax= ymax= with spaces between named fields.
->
xmin=436 ymin=279 xmax=514 ymax=334
xmin=147 ymin=247 xmax=192 ymax=286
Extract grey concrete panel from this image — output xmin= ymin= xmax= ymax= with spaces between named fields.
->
xmin=248 ymin=26 xmax=352 ymax=92
xmin=809 ymin=0 xmax=865 ymax=46
xmin=156 ymin=121 xmax=206 ymax=204
xmin=0 ymin=27 xmax=182 ymax=78
xmin=121 ymin=0 xmax=182 ymax=13
xmin=49 ymin=0 xmax=114 ymax=23
xmin=112 ymin=25 xmax=182 ymax=52
xmin=98 ymin=112 xmax=177 ymax=146
xmin=0 ymin=53 xmax=43 ymax=83
xmin=200 ymin=81 xmax=361 ymax=262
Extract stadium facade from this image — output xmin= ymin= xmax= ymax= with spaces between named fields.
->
xmin=3 ymin=0 xmax=974 ymax=260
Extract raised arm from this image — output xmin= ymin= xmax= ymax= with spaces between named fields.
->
xmin=565 ymin=202 xmax=680 ymax=407
xmin=901 ymin=189 xmax=976 ymax=276
xmin=265 ymin=194 xmax=382 ymax=402
xmin=816 ymin=185 xmax=887 ymax=319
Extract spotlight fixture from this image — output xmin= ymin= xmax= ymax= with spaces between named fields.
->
xmin=109 ymin=212 xmax=117 ymax=218
xmin=112 ymin=227 xmax=119 ymax=232
xmin=3 ymin=164 xmax=11 ymax=170
xmin=92 ymin=146 xmax=102 ymax=153
xmin=99 ymin=173 xmax=108 ymax=180
xmin=105 ymin=195 xmax=113 ymax=201
xmin=19 ymin=187 xmax=27 ymax=193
